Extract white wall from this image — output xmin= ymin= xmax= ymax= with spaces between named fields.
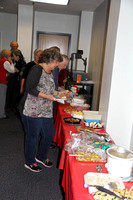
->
xmin=77 ymin=11 xmax=93 ymax=72
xmin=0 ymin=13 xmax=17 ymax=50
xmin=99 ymin=0 xmax=120 ymax=125
xmin=0 ymin=10 xmax=81 ymax=64
xmin=88 ymin=0 xmax=110 ymax=110
xmin=33 ymin=11 xmax=80 ymax=59
xmin=130 ymin=124 xmax=133 ymax=151
xmin=99 ymin=0 xmax=133 ymax=150
xmin=17 ymin=5 xmax=33 ymax=62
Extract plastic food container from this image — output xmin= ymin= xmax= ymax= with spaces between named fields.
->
xmin=83 ymin=110 xmax=102 ymax=123
xmin=84 ymin=172 xmax=125 ymax=189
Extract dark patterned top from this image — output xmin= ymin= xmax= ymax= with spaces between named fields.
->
xmin=19 ymin=64 xmax=55 ymax=118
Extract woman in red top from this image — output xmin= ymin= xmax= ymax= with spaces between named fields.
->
xmin=0 ymin=49 xmax=18 ymax=119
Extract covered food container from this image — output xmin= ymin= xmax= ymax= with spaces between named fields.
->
xmin=83 ymin=110 xmax=102 ymax=123
xmin=106 ymin=146 xmax=133 ymax=178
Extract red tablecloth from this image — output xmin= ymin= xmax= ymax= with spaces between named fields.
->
xmin=62 ymin=153 xmax=109 ymax=200
xmin=53 ymin=103 xmax=106 ymax=169
xmin=53 ymin=103 xmax=133 ymax=200
xmin=53 ymin=103 xmax=77 ymax=150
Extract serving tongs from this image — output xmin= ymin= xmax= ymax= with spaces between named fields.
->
xmin=89 ymin=185 xmax=124 ymax=199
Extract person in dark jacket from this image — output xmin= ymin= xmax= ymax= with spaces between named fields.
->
xmin=5 ymin=43 xmax=25 ymax=113
xmin=10 ymin=49 xmax=26 ymax=112
xmin=20 ymin=49 xmax=42 ymax=94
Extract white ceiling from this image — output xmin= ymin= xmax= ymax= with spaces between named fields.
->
xmin=0 ymin=0 xmax=104 ymax=15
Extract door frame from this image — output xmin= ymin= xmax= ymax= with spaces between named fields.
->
xmin=36 ymin=31 xmax=71 ymax=56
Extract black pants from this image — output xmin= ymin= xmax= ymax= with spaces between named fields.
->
xmin=6 ymin=74 xmax=21 ymax=110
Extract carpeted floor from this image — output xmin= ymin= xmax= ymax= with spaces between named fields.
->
xmin=0 ymin=112 xmax=64 ymax=200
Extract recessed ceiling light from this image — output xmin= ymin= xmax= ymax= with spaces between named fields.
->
xmin=29 ymin=0 xmax=69 ymax=5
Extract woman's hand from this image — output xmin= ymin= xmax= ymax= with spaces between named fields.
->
xmin=63 ymin=78 xmax=67 ymax=84
xmin=46 ymin=94 xmax=56 ymax=101
xmin=14 ymin=67 xmax=19 ymax=73
xmin=54 ymin=90 xmax=59 ymax=96
xmin=7 ymin=56 xmax=13 ymax=64
xmin=54 ymin=90 xmax=68 ymax=98
xmin=59 ymin=90 xmax=68 ymax=97
xmin=58 ymin=86 xmax=65 ymax=91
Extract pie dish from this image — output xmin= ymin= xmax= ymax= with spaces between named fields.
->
xmin=63 ymin=117 xmax=81 ymax=124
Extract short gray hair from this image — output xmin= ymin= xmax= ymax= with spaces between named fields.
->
xmin=34 ymin=49 xmax=43 ymax=57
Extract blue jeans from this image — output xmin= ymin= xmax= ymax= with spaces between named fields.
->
xmin=20 ymin=113 xmax=55 ymax=165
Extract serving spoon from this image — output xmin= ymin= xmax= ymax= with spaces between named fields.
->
xmin=93 ymin=185 xmax=124 ymax=199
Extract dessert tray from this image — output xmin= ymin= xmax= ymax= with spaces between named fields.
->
xmin=84 ymin=122 xmax=104 ymax=129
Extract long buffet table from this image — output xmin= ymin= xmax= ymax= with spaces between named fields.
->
xmin=53 ymin=103 xmax=133 ymax=200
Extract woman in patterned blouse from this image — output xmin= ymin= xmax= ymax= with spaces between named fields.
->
xmin=19 ymin=48 xmax=63 ymax=172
